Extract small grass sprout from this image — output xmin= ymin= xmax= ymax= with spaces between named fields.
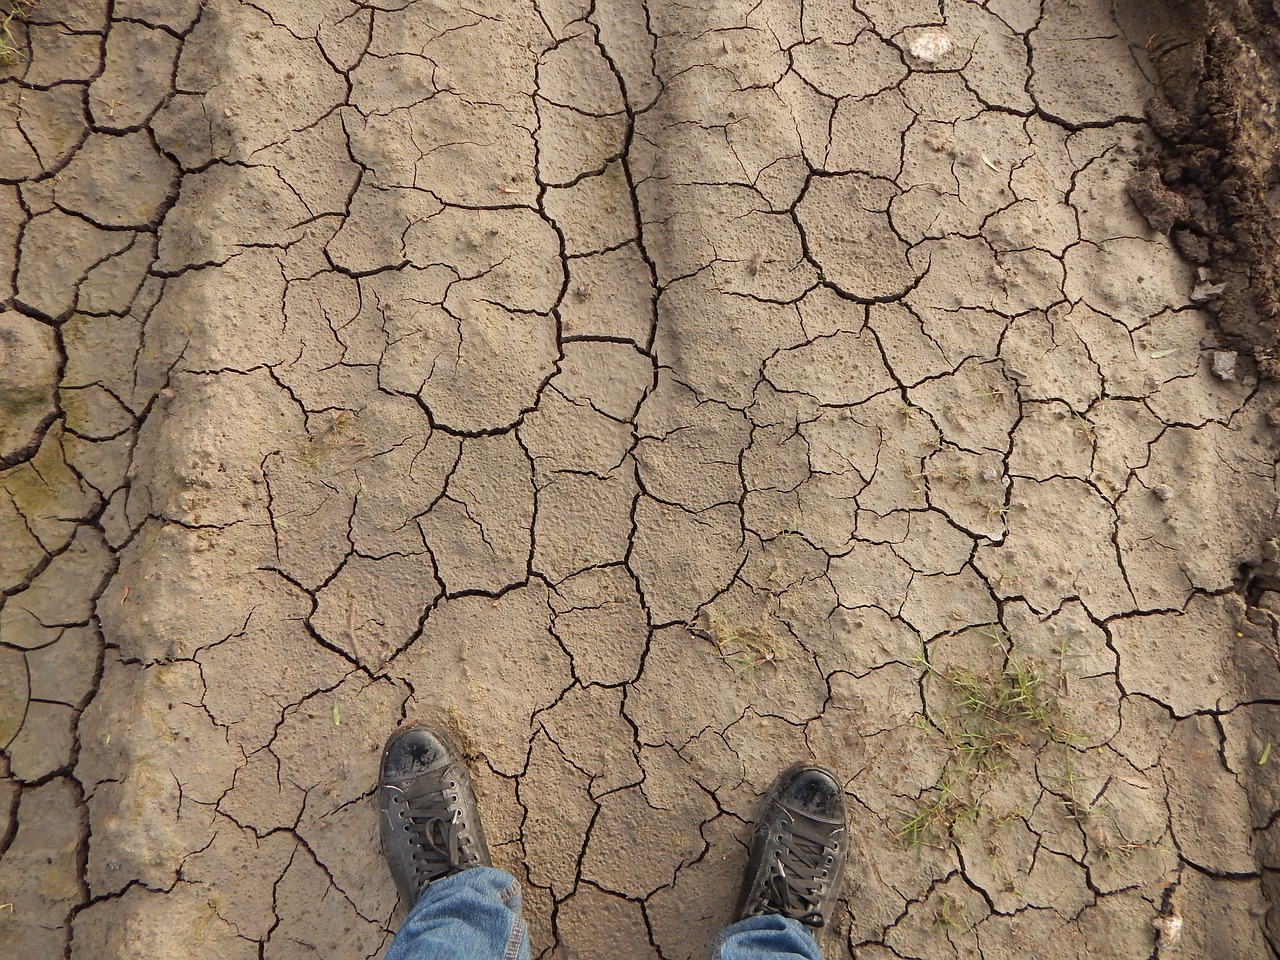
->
xmin=0 ymin=1 xmax=38 ymax=66
xmin=934 ymin=893 xmax=966 ymax=931
xmin=975 ymin=382 xmax=1007 ymax=404
xmin=697 ymin=609 xmax=784 ymax=674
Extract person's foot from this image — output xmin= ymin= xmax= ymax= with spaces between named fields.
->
xmin=734 ymin=763 xmax=847 ymax=934
xmin=378 ymin=723 xmax=491 ymax=907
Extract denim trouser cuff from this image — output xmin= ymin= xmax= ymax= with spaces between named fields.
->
xmin=710 ymin=913 xmax=827 ymax=960
xmin=385 ymin=866 xmax=824 ymax=960
xmin=385 ymin=867 xmax=530 ymax=960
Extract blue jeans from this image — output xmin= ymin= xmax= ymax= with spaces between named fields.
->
xmin=385 ymin=867 xmax=825 ymax=960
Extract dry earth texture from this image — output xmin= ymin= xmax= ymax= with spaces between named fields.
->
xmin=1 ymin=0 xmax=1279 ymax=958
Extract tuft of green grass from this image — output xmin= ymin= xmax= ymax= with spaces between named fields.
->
xmin=0 ymin=1 xmax=38 ymax=66
xmin=897 ymin=638 xmax=1069 ymax=848
xmin=1069 ymin=412 xmax=1097 ymax=439
xmin=1088 ymin=823 xmax=1148 ymax=862
xmin=927 ymin=657 xmax=1059 ymax=773
xmin=896 ymin=766 xmax=977 ymax=847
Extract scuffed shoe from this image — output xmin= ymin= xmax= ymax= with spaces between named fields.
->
xmin=734 ymin=763 xmax=847 ymax=934
xmin=378 ymin=723 xmax=491 ymax=907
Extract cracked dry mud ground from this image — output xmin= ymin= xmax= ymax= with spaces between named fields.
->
xmin=2 ymin=0 xmax=1280 ymax=957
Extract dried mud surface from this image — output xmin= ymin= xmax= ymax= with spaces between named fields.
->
xmin=1 ymin=1 xmax=1279 ymax=958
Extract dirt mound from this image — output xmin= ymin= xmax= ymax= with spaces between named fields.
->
xmin=1129 ymin=0 xmax=1280 ymax=369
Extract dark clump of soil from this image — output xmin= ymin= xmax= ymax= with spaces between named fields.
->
xmin=1127 ymin=0 xmax=1280 ymax=374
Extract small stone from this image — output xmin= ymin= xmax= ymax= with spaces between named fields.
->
xmin=1267 ymin=406 xmax=1280 ymax=428
xmin=1210 ymin=350 xmax=1237 ymax=381
xmin=908 ymin=29 xmax=953 ymax=64
xmin=1152 ymin=484 xmax=1174 ymax=502
xmin=1153 ymin=913 xmax=1183 ymax=946
xmin=1190 ymin=281 xmax=1227 ymax=303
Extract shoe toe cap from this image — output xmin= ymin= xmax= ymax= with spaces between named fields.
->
xmin=778 ymin=766 xmax=845 ymax=821
xmin=381 ymin=725 xmax=451 ymax=782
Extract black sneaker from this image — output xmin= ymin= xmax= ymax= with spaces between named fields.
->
xmin=378 ymin=723 xmax=491 ymax=907
xmin=735 ymin=763 xmax=847 ymax=934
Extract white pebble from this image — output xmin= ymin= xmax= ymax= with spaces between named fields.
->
xmin=909 ymin=29 xmax=953 ymax=64
xmin=1153 ymin=913 xmax=1183 ymax=946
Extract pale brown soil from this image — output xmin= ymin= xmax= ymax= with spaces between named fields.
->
xmin=2 ymin=1 xmax=1279 ymax=959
